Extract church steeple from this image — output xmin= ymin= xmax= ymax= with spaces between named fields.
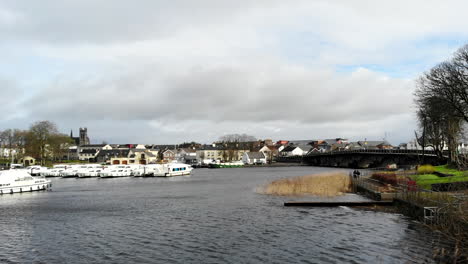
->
xmin=70 ymin=129 xmax=73 ymax=138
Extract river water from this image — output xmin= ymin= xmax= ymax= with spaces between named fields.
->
xmin=0 ymin=166 xmax=445 ymax=263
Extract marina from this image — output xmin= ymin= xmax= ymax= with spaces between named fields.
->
xmin=31 ymin=163 xmax=194 ymax=178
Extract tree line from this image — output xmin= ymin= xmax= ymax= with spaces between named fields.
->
xmin=0 ymin=121 xmax=73 ymax=165
xmin=414 ymin=44 xmax=468 ymax=166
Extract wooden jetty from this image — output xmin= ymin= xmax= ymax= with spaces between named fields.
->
xmin=284 ymin=201 xmax=394 ymax=207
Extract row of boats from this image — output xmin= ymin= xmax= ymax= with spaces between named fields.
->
xmin=28 ymin=163 xmax=193 ymax=178
xmin=0 ymin=163 xmax=193 ymax=195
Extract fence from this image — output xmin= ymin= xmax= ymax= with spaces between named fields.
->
xmin=306 ymin=148 xmax=440 ymax=156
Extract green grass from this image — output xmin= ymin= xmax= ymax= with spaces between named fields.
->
xmin=433 ymin=165 xmax=465 ymax=176
xmin=410 ymin=165 xmax=468 ymax=189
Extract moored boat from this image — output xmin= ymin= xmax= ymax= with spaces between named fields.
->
xmin=162 ymin=163 xmax=193 ymax=177
xmin=44 ymin=164 xmax=69 ymax=177
xmin=129 ymin=165 xmax=148 ymax=177
xmin=142 ymin=164 xmax=165 ymax=177
xmin=0 ymin=169 xmax=52 ymax=195
xmin=26 ymin=165 xmax=49 ymax=176
xmin=77 ymin=164 xmax=105 ymax=178
xmin=99 ymin=165 xmax=132 ymax=178
xmin=209 ymin=161 xmax=244 ymax=168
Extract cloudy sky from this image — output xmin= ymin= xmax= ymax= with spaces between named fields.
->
xmin=1 ymin=0 xmax=467 ymax=144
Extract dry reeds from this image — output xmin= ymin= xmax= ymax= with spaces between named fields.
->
xmin=258 ymin=172 xmax=351 ymax=196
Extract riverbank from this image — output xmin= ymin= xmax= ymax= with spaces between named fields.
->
xmin=194 ymin=162 xmax=307 ymax=169
xmin=351 ymin=168 xmax=467 ymax=262
xmin=245 ymin=162 xmax=307 ymax=167
xmin=268 ymin=167 xmax=467 ymax=262
xmin=409 ymin=165 xmax=468 ymax=189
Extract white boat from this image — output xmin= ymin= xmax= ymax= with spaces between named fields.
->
xmin=128 ymin=165 xmax=147 ymax=177
xmin=0 ymin=169 xmax=52 ymax=195
xmin=77 ymin=164 xmax=105 ymax=178
xmin=61 ymin=164 xmax=90 ymax=178
xmin=26 ymin=165 xmax=49 ymax=176
xmin=43 ymin=164 xmax=69 ymax=177
xmin=142 ymin=164 xmax=165 ymax=177
xmin=161 ymin=163 xmax=193 ymax=177
xmin=99 ymin=165 xmax=132 ymax=178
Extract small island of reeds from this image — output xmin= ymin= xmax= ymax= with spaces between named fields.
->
xmin=258 ymin=172 xmax=351 ymax=196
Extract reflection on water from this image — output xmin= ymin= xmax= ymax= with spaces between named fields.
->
xmin=0 ymin=167 xmax=443 ymax=263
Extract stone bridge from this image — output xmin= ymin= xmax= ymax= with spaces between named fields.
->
xmin=283 ymin=149 xmax=446 ymax=168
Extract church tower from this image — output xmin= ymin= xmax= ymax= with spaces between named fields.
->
xmin=79 ymin=127 xmax=90 ymax=146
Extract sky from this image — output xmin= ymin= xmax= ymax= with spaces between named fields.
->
xmin=1 ymin=0 xmax=467 ymax=145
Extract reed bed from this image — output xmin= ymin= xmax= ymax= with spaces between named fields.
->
xmin=258 ymin=172 xmax=351 ymax=196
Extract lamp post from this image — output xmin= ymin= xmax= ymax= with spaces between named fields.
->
xmin=422 ymin=113 xmax=427 ymax=164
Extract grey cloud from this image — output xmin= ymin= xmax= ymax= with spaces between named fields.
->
xmin=25 ymin=64 xmax=413 ymax=126
xmin=0 ymin=77 xmax=23 ymax=118
xmin=0 ymin=0 xmax=280 ymax=44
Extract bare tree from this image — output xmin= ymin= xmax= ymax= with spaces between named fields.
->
xmin=414 ymin=93 xmax=448 ymax=159
xmin=414 ymin=44 xmax=468 ymax=166
xmin=219 ymin=133 xmax=256 ymax=143
xmin=26 ymin=121 xmax=59 ymax=165
xmin=12 ymin=130 xmax=27 ymax=162
xmin=0 ymin=129 xmax=13 ymax=159
xmin=421 ymin=46 xmax=468 ymax=123
xmin=48 ymin=133 xmax=74 ymax=162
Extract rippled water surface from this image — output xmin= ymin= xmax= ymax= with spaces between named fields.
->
xmin=0 ymin=167 xmax=443 ymax=263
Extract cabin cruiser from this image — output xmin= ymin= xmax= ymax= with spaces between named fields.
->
xmin=128 ymin=165 xmax=147 ymax=177
xmin=61 ymin=164 xmax=91 ymax=178
xmin=99 ymin=165 xmax=132 ymax=178
xmin=162 ymin=163 xmax=193 ymax=177
xmin=0 ymin=169 xmax=51 ymax=195
xmin=132 ymin=164 xmax=191 ymax=177
xmin=26 ymin=165 xmax=49 ymax=176
xmin=43 ymin=164 xmax=69 ymax=177
xmin=142 ymin=164 xmax=165 ymax=177
xmin=77 ymin=164 xmax=104 ymax=178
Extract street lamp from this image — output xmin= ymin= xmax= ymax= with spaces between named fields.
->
xmin=421 ymin=113 xmax=427 ymax=164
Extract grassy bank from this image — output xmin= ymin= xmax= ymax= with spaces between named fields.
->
xmin=410 ymin=165 xmax=468 ymax=189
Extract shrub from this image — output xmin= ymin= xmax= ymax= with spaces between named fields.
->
xmin=371 ymin=172 xmax=398 ymax=186
xmin=417 ymin=164 xmax=435 ymax=174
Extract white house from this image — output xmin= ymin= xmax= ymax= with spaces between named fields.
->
xmin=0 ymin=147 xmax=16 ymax=158
xmin=134 ymin=144 xmax=147 ymax=150
xmin=406 ymin=139 xmax=433 ymax=151
xmin=280 ymin=145 xmax=312 ymax=156
xmin=78 ymin=149 xmax=100 ymax=161
xmin=405 ymin=139 xmax=468 ymax=153
xmin=177 ymin=148 xmax=197 ymax=163
xmin=242 ymin=152 xmax=266 ymax=165
xmin=258 ymin=146 xmax=271 ymax=153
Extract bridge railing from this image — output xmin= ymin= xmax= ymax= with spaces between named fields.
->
xmin=305 ymin=148 xmax=439 ymax=156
